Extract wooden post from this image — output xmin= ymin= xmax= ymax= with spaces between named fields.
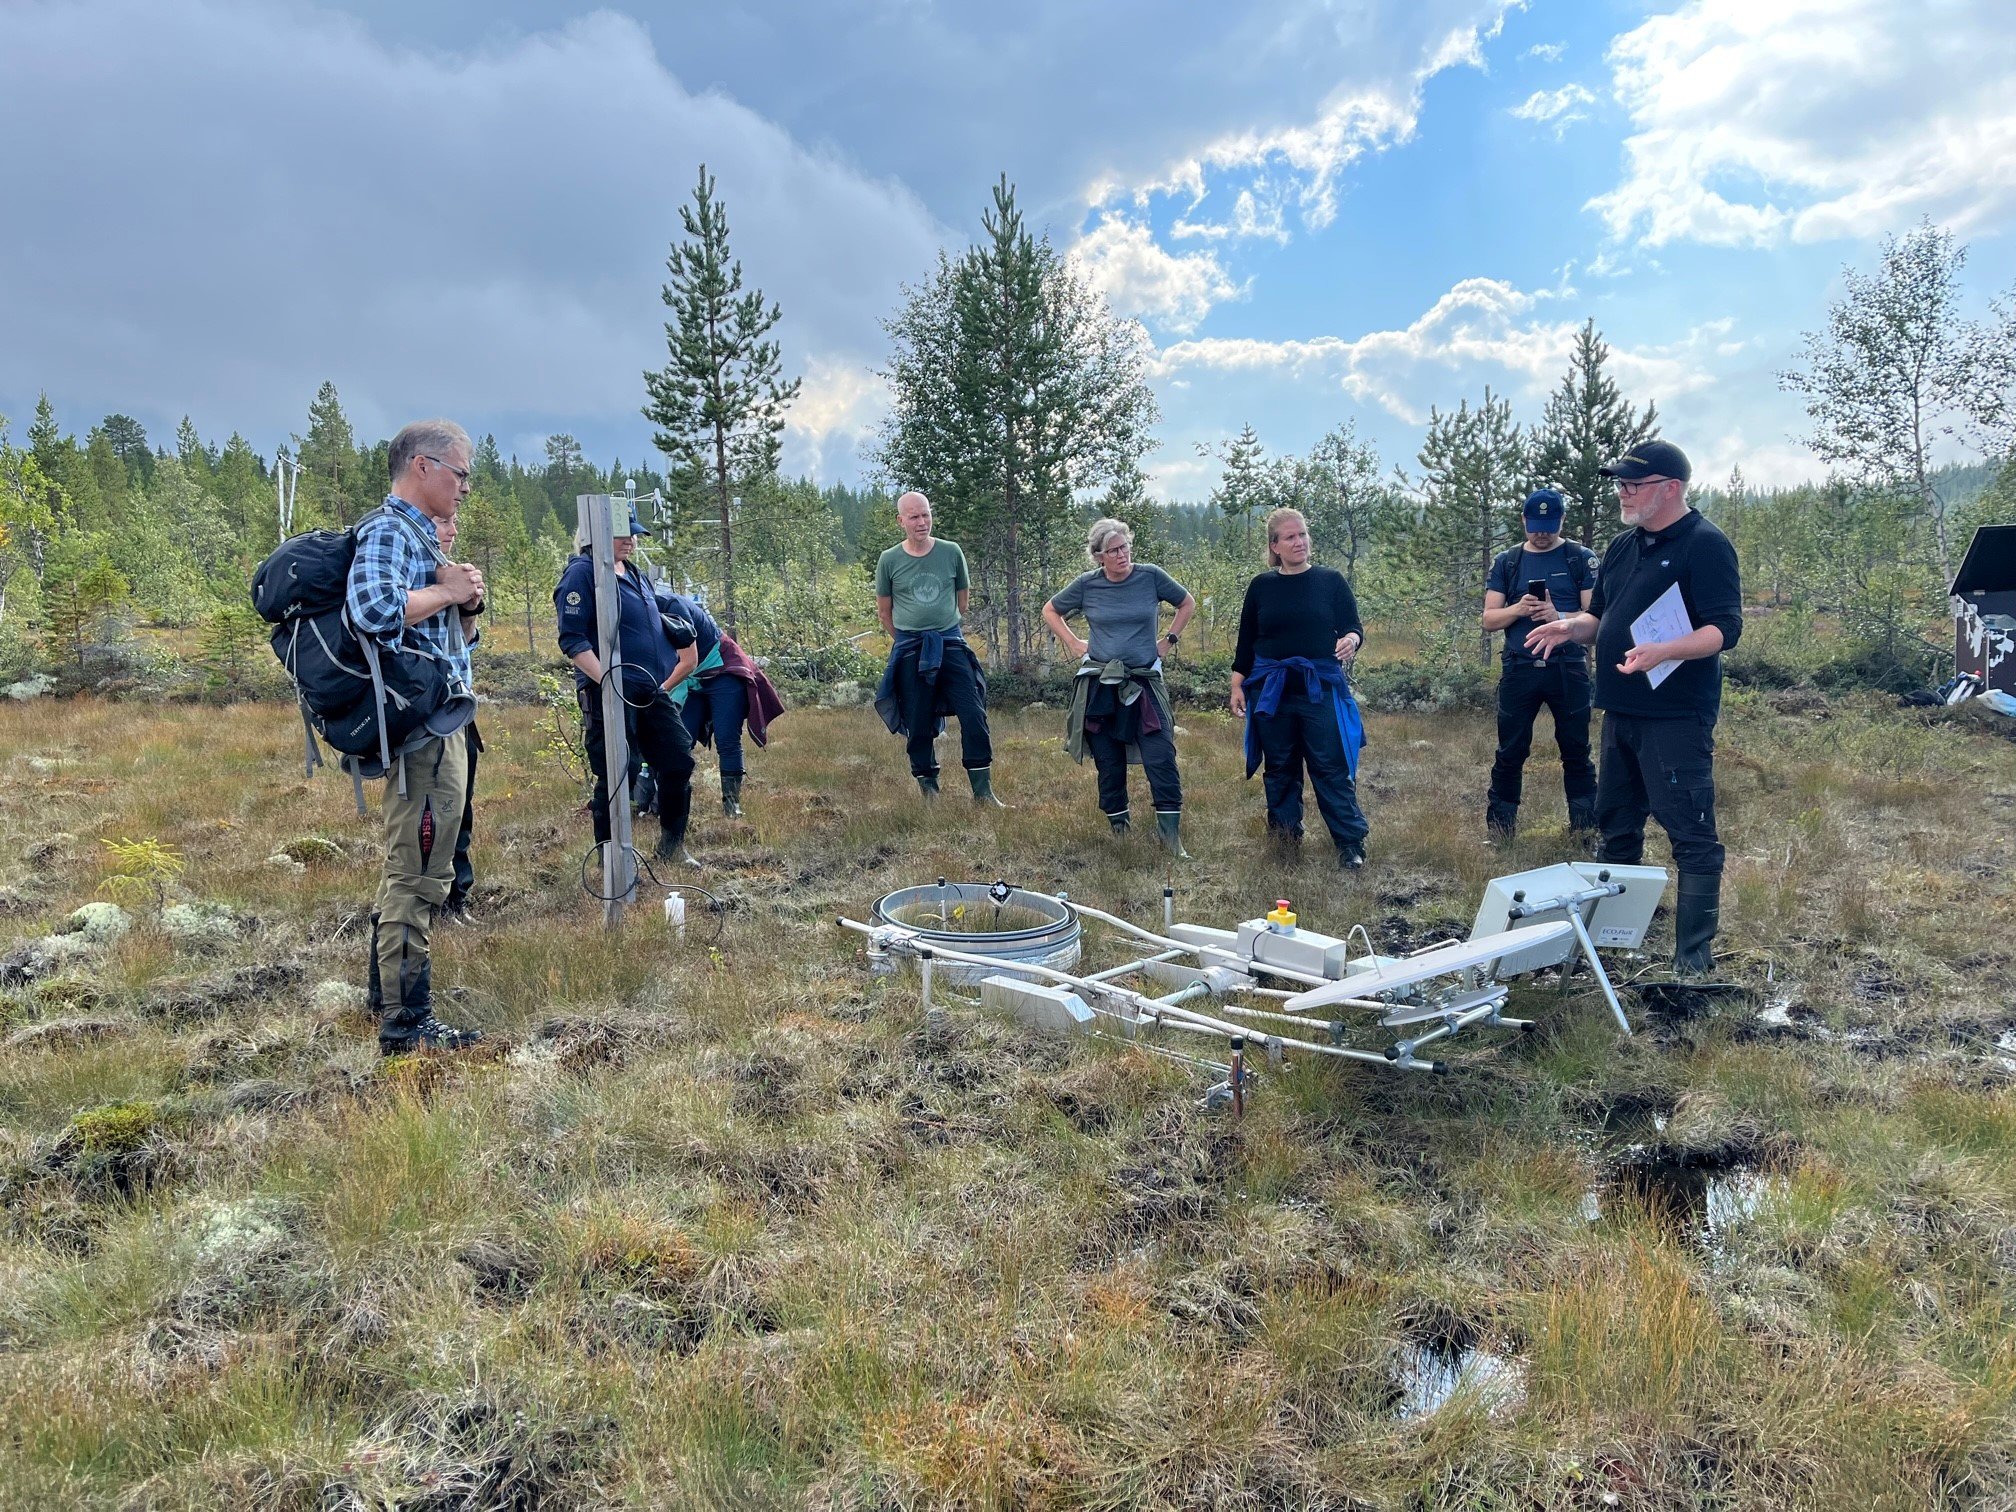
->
xmin=579 ymin=493 xmax=635 ymax=927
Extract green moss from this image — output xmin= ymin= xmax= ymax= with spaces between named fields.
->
xmin=69 ymin=1099 xmax=161 ymax=1153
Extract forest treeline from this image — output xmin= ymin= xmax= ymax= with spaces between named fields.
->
xmin=1 ymin=187 xmax=2011 ymax=702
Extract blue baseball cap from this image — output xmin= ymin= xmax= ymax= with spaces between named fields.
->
xmin=620 ymin=505 xmax=652 ymax=538
xmin=1523 ymin=488 xmax=1566 ymax=528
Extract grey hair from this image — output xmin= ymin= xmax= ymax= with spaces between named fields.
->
xmin=388 ymin=419 xmax=471 ymax=485
xmin=1086 ymin=516 xmax=1133 ymax=565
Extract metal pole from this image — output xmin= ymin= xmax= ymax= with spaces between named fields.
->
xmin=579 ymin=493 xmax=635 ymax=927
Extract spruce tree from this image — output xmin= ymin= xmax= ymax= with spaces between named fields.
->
xmin=643 ymin=165 xmax=800 ymax=636
xmin=298 ymin=381 xmax=363 ymax=526
xmin=27 ymin=395 xmax=61 ymax=469
xmin=1531 ymin=320 xmax=1658 ymax=546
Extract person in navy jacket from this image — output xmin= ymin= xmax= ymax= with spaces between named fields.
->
xmin=554 ymin=507 xmax=699 ymax=864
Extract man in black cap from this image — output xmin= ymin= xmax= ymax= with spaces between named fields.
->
xmin=1480 ymin=487 xmax=1599 ymax=840
xmin=1526 ymin=440 xmax=1743 ymax=974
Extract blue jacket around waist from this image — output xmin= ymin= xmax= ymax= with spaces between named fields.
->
xmin=875 ymin=626 xmax=984 ymax=737
xmin=1242 ymin=654 xmax=1365 ymax=780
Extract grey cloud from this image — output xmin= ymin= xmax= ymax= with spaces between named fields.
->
xmin=0 ymin=1 xmax=945 ymax=471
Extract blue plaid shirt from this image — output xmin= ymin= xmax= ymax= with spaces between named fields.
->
xmin=345 ymin=495 xmax=472 ymax=686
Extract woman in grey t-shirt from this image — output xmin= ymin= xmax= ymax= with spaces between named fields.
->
xmin=1041 ymin=518 xmax=1197 ymax=856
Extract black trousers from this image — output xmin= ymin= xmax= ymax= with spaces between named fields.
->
xmin=582 ymin=684 xmax=695 ymax=848
xmin=1088 ymin=725 xmax=1182 ymax=815
xmin=446 ymin=720 xmax=482 ymax=909
xmin=1595 ymin=713 xmax=1724 ymax=876
xmin=1255 ymin=699 xmax=1367 ymax=848
xmin=1489 ymin=660 xmax=1595 ymax=808
xmin=681 ymin=673 xmax=749 ymax=777
xmin=899 ymin=652 xmax=992 ymax=777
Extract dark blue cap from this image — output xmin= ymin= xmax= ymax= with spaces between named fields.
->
xmin=1523 ymin=488 xmax=1565 ymax=527
xmin=621 ymin=505 xmax=652 ymax=538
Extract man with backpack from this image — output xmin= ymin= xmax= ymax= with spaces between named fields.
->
xmin=346 ymin=420 xmax=486 ymax=1054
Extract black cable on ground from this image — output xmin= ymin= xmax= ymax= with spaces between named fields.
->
xmin=575 ymin=840 xmax=727 ymax=946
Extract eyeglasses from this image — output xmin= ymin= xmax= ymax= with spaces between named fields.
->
xmin=1099 ymin=543 xmax=1133 ymax=556
xmin=1616 ymin=477 xmax=1668 ymax=497
xmin=424 ymin=455 xmax=471 ymax=483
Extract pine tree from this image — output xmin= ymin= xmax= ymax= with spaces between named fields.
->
xmin=1412 ymin=389 xmax=1529 ymax=662
xmin=1531 ymin=320 xmax=1658 ymax=546
xmin=1202 ymin=423 xmax=1269 ymax=558
xmin=212 ymin=433 xmax=267 ymax=545
xmin=643 ymin=165 xmax=801 ymax=636
xmin=1301 ymin=420 xmax=1389 ymax=578
xmin=97 ymin=415 xmax=153 ymax=487
xmin=877 ymin=176 xmax=1158 ymax=664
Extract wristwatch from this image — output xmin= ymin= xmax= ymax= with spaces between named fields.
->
xmin=1164 ymin=631 xmax=1181 ymax=645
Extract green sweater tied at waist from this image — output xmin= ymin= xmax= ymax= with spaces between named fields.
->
xmin=1064 ymin=658 xmax=1174 ymax=765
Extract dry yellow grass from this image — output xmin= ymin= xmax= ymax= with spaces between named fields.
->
xmin=0 ymin=686 xmax=2013 ymax=1507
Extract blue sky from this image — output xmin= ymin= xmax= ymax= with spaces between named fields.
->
xmin=3 ymin=0 xmax=2012 ymax=498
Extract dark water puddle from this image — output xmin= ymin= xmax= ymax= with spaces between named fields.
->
xmin=1393 ymin=1340 xmax=1524 ymax=1419
xmin=1595 ymin=1153 xmax=1783 ymax=1258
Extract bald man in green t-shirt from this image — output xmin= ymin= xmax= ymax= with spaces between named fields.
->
xmin=871 ymin=491 xmax=1003 ymax=805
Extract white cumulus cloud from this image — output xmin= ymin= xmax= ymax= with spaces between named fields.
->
xmin=1070 ymin=214 xmax=1245 ymax=333
xmin=1588 ymin=0 xmax=2016 ymax=247
xmin=1511 ymin=83 xmax=1597 ymax=132
xmin=1154 ymin=277 xmax=1718 ymax=426
xmin=1093 ymin=1 xmax=1522 ymax=236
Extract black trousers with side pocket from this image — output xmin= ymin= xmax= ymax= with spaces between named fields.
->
xmin=1488 ymin=659 xmax=1595 ymax=809
xmin=1594 ymin=712 xmax=1724 ymax=876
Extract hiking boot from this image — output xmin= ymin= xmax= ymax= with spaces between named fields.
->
xmin=380 ymin=1015 xmax=485 ymax=1056
xmin=440 ymin=896 xmax=474 ymax=927
xmin=1338 ymin=842 xmax=1366 ymax=871
xmin=917 ymin=772 xmax=941 ymax=801
xmin=1155 ymin=811 xmax=1190 ymax=860
xmin=1567 ymin=797 xmax=1600 ymax=836
xmin=721 ymin=773 xmax=744 ymax=818
xmin=968 ymin=766 xmax=1007 ymax=808
xmin=1267 ymin=823 xmax=1303 ymax=852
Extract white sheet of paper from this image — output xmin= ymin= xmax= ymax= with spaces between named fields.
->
xmin=1629 ymin=581 xmax=1693 ymax=689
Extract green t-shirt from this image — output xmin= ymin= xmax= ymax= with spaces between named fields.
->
xmin=875 ymin=540 xmax=969 ymax=632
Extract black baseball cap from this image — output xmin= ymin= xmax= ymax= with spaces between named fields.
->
xmin=1600 ymin=440 xmax=1691 ymax=483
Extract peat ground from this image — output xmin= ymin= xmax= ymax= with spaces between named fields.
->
xmin=1 ymin=689 xmax=2013 ymax=1508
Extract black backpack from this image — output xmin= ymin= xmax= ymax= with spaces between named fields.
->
xmin=251 ymin=511 xmax=474 ymax=794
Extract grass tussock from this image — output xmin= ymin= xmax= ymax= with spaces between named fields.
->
xmin=0 ymin=691 xmax=2014 ymax=1505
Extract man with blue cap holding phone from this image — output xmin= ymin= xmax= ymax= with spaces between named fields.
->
xmin=1480 ymin=487 xmax=1599 ymax=840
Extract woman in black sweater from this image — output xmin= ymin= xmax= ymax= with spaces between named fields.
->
xmin=1229 ymin=508 xmax=1369 ymax=868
